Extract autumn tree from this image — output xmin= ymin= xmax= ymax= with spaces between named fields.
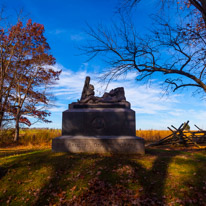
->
xmin=0 ymin=17 xmax=61 ymax=141
xmin=82 ymin=0 xmax=206 ymax=98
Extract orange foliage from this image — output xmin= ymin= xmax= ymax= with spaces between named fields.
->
xmin=0 ymin=18 xmax=61 ymax=140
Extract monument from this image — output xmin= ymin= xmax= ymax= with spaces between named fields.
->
xmin=52 ymin=76 xmax=145 ymax=154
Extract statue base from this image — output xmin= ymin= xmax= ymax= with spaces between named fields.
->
xmin=62 ymin=107 xmax=136 ymax=136
xmin=52 ymin=135 xmax=145 ymax=154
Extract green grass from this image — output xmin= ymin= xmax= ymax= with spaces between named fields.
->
xmin=0 ymin=146 xmax=206 ymax=205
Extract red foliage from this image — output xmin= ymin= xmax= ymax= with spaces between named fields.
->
xmin=0 ymin=18 xmax=61 ymax=129
xmin=19 ymin=117 xmax=31 ymax=126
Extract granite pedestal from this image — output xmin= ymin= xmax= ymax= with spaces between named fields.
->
xmin=52 ymin=136 xmax=145 ymax=154
xmin=52 ymin=102 xmax=145 ymax=154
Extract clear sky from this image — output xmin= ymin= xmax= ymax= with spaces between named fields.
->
xmin=3 ymin=0 xmax=206 ymax=130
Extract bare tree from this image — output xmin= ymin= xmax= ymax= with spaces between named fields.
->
xmin=81 ymin=1 xmax=206 ymax=97
xmin=123 ymin=0 xmax=206 ymax=31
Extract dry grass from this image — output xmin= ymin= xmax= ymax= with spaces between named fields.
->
xmin=136 ymin=130 xmax=172 ymax=143
xmin=0 ymin=128 xmax=192 ymax=146
xmin=19 ymin=128 xmax=61 ymax=145
xmin=0 ymin=129 xmax=61 ymax=147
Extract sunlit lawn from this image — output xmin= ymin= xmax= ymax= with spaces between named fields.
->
xmin=0 ymin=146 xmax=206 ymax=205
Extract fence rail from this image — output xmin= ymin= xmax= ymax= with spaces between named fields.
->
xmin=148 ymin=121 xmax=206 ymax=147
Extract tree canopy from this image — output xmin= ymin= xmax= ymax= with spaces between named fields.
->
xmin=0 ymin=15 xmax=61 ymax=141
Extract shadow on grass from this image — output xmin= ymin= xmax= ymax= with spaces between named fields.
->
xmin=67 ymin=149 xmax=181 ymax=205
xmin=0 ymin=151 xmax=78 ymax=204
xmin=131 ymin=149 xmax=179 ymax=204
xmin=1 ymin=148 xmax=206 ymax=205
xmin=178 ymin=151 xmax=206 ymax=205
xmin=0 ymin=149 xmax=44 ymax=158
xmin=0 ymin=150 xmax=100 ymax=205
xmin=33 ymin=153 xmax=92 ymax=206
xmin=0 ymin=166 xmax=7 ymax=180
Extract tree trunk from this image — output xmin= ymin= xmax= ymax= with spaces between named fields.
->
xmin=14 ymin=115 xmax=20 ymax=142
xmin=0 ymin=111 xmax=4 ymax=130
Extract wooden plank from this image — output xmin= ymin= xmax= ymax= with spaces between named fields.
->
xmin=171 ymin=125 xmax=178 ymax=131
xmin=194 ymin=124 xmax=203 ymax=131
xmin=167 ymin=127 xmax=174 ymax=133
xmin=178 ymin=123 xmax=184 ymax=131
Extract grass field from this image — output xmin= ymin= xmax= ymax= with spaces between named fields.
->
xmin=1 ymin=129 xmax=206 ymax=205
xmin=0 ymin=145 xmax=206 ymax=205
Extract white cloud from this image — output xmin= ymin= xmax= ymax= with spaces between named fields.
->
xmin=48 ymin=29 xmax=67 ymax=35
xmin=70 ymin=32 xmax=86 ymax=41
xmin=32 ymin=63 xmax=206 ymax=130
xmin=49 ymin=64 xmax=179 ymax=116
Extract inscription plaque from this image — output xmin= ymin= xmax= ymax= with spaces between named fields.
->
xmin=53 ymin=136 xmax=145 ymax=154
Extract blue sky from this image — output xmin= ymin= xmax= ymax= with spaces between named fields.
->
xmin=3 ymin=0 xmax=206 ymax=130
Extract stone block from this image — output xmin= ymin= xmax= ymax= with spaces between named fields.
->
xmin=62 ymin=108 xmax=136 ymax=136
xmin=52 ymin=136 xmax=145 ymax=154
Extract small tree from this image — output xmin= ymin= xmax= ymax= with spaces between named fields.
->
xmin=183 ymin=122 xmax=190 ymax=131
